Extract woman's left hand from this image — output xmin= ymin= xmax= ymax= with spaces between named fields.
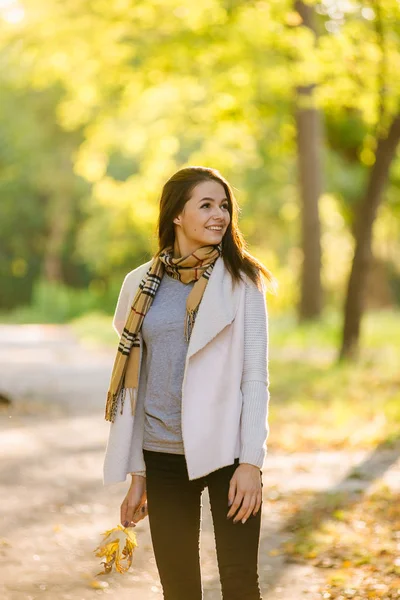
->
xmin=227 ymin=463 xmax=262 ymax=524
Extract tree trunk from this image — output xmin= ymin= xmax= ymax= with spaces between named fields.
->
xmin=295 ymin=1 xmax=323 ymax=320
xmin=42 ymin=193 xmax=72 ymax=283
xmin=340 ymin=114 xmax=400 ymax=360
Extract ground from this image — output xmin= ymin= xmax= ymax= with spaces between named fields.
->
xmin=0 ymin=324 xmax=399 ymax=600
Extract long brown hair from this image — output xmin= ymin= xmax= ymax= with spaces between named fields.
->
xmin=155 ymin=166 xmax=275 ymax=291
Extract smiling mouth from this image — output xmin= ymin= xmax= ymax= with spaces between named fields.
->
xmin=206 ymin=226 xmax=224 ymax=231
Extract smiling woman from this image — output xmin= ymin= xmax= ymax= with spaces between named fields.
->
xmin=103 ymin=165 xmax=276 ymax=600
xmin=155 ymin=165 xmax=274 ymax=289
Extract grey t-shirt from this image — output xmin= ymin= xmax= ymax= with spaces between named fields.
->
xmin=141 ymin=271 xmax=195 ymax=454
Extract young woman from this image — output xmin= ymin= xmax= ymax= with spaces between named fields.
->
xmin=103 ymin=166 xmax=273 ymax=600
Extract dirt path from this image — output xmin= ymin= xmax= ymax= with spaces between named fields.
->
xmin=1 ymin=325 xmax=399 ymax=600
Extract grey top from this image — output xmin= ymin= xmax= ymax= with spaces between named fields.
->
xmin=141 ymin=272 xmax=195 ymax=454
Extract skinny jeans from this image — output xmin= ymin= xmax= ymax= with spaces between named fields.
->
xmin=143 ymin=449 xmax=263 ymax=600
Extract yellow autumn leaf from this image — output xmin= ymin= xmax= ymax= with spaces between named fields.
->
xmin=93 ymin=525 xmax=138 ymax=575
xmin=341 ymin=560 xmax=352 ymax=569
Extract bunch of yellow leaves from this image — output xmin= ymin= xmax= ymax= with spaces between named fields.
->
xmin=94 ymin=525 xmax=138 ymax=575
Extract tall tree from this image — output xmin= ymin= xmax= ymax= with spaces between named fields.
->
xmin=340 ymin=113 xmax=400 ymax=359
xmin=295 ymin=0 xmax=323 ymax=320
xmin=340 ymin=0 xmax=400 ymax=359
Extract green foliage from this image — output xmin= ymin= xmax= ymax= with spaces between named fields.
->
xmin=0 ymin=277 xmax=122 ymax=323
xmin=0 ymin=0 xmax=400 ymax=314
xmin=0 ymin=69 xmax=90 ymax=308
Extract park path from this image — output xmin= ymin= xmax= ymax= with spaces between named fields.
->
xmin=0 ymin=324 xmax=399 ymax=600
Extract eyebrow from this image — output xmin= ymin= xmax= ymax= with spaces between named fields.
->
xmin=198 ymin=197 xmax=229 ymax=203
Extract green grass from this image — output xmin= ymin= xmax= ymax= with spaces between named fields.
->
xmin=265 ymin=309 xmax=400 ymax=451
xmin=69 ymin=311 xmax=119 ymax=347
xmin=270 ymin=308 xmax=400 ymax=351
xmin=268 ymin=357 xmax=400 ymax=451
xmin=0 ymin=279 xmax=120 ymax=324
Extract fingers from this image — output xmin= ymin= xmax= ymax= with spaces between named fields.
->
xmin=227 ymin=487 xmax=243 ymax=520
xmin=131 ymin=502 xmax=148 ymax=525
xmin=139 ymin=502 xmax=148 ymax=521
xmin=121 ymin=480 xmax=147 ymax=527
xmin=232 ymin=492 xmax=257 ymax=524
xmin=227 ymin=477 xmax=237 ymax=510
xmin=121 ymin=496 xmax=141 ymax=528
xmin=226 ymin=485 xmax=263 ymax=523
xmin=239 ymin=493 xmax=258 ymax=524
xmin=127 ymin=499 xmax=140 ymax=526
xmin=253 ymin=491 xmax=262 ymax=517
xmin=120 ymin=496 xmax=129 ymax=527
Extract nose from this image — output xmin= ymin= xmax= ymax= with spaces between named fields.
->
xmin=212 ymin=206 xmax=227 ymax=220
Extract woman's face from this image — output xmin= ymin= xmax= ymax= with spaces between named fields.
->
xmin=173 ymin=180 xmax=231 ymax=253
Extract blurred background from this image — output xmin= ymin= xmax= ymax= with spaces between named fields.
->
xmin=0 ymin=1 xmax=399 ymax=599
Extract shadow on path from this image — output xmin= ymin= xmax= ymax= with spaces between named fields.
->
xmin=258 ymin=434 xmax=400 ymax=596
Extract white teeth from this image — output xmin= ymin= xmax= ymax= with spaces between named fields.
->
xmin=207 ymin=226 xmax=223 ymax=231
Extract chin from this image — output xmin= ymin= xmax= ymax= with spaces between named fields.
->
xmin=193 ymin=231 xmax=224 ymax=247
xmin=205 ymin=236 xmax=223 ymax=245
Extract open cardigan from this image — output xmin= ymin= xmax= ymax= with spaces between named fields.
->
xmin=103 ymin=255 xmax=270 ymax=485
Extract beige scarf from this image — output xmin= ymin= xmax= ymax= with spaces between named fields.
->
xmin=105 ymin=243 xmax=222 ymax=422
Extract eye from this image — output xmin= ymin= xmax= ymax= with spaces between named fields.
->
xmin=200 ymin=202 xmax=229 ymax=210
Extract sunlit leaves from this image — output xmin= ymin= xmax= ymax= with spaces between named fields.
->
xmin=1 ymin=0 xmax=400 ymax=306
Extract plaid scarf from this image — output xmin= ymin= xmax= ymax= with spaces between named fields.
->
xmin=105 ymin=243 xmax=222 ymax=422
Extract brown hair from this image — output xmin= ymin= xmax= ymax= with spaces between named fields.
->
xmin=154 ymin=166 xmax=275 ymax=292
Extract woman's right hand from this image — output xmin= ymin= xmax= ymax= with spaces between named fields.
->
xmin=120 ymin=475 xmax=148 ymax=528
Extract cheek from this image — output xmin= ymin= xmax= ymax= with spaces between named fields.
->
xmin=194 ymin=212 xmax=207 ymax=230
xmin=183 ymin=211 xmax=203 ymax=233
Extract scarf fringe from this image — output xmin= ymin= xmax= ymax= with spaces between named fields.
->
xmin=105 ymin=386 xmax=138 ymax=423
xmin=185 ymin=306 xmax=199 ymax=342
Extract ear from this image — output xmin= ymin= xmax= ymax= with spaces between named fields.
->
xmin=173 ymin=215 xmax=181 ymax=226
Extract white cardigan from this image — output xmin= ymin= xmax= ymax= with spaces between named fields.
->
xmin=103 ymin=256 xmax=270 ymax=485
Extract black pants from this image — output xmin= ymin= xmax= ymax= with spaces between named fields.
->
xmin=143 ymin=449 xmax=263 ymax=600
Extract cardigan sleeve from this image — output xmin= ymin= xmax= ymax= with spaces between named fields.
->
xmin=109 ymin=271 xmax=147 ymax=479
xmin=239 ymin=278 xmax=270 ymax=469
xmin=113 ymin=261 xmax=154 ymax=336
xmin=112 ymin=274 xmax=131 ymax=336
